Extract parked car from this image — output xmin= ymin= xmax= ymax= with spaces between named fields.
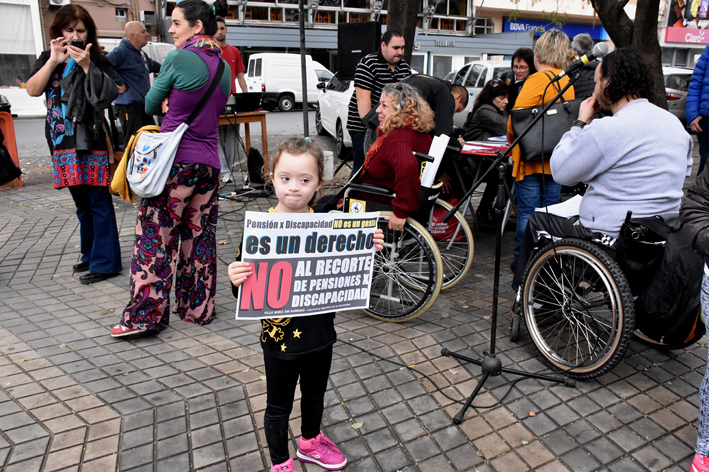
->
xmin=451 ymin=60 xmax=511 ymax=129
xmin=443 ymin=70 xmax=457 ymax=83
xmin=663 ymin=66 xmax=692 ymax=126
xmin=246 ymin=53 xmax=332 ymax=112
xmin=316 ymin=75 xmax=354 ymax=158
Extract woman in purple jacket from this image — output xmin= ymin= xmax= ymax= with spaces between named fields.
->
xmin=112 ymin=0 xmax=230 ymax=337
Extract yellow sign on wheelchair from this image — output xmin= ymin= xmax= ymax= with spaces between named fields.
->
xmin=348 ymin=198 xmax=367 ymax=214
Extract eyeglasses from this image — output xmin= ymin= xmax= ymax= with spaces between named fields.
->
xmin=513 ymin=65 xmax=529 ymax=71
xmin=489 ymin=79 xmax=502 ymax=87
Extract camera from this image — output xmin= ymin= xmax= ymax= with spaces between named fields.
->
xmin=70 ymin=39 xmax=85 ymax=50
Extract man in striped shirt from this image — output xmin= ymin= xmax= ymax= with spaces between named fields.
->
xmin=347 ymin=30 xmax=411 ymax=174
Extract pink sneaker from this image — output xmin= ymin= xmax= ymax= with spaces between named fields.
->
xmin=270 ymin=457 xmax=296 ymax=472
xmin=296 ymin=433 xmax=347 ymax=470
xmin=693 ymin=454 xmax=709 ymax=472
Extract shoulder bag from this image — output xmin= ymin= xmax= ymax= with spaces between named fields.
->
xmin=510 ymin=71 xmax=583 ymax=163
xmin=127 ymin=60 xmax=225 ymax=198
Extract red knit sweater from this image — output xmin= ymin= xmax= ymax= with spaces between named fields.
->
xmin=360 ymin=127 xmax=433 ymax=218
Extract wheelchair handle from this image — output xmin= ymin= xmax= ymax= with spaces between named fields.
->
xmin=413 ymin=152 xmax=435 ymax=163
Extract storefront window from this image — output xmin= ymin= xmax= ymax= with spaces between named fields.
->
xmin=0 ymin=3 xmax=36 ymax=88
xmin=432 ymin=55 xmax=453 ymax=79
xmin=246 ymin=6 xmax=269 ymax=20
xmin=344 ymin=0 xmax=369 ymax=8
xmin=0 ymin=54 xmax=34 ymax=88
xmin=428 ymin=0 xmax=468 ymax=16
xmin=675 ymin=48 xmax=689 ymax=67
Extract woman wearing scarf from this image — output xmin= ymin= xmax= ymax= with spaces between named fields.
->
xmin=112 ymin=0 xmax=230 ymax=337
xmin=27 ymin=5 xmax=121 ymax=285
xmin=357 ymin=82 xmax=434 ymax=231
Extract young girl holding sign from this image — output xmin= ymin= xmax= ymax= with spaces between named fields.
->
xmin=228 ymin=137 xmax=383 ymax=472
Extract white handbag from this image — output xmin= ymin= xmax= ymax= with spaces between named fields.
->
xmin=126 ymin=123 xmax=188 ymax=198
xmin=126 ymin=60 xmax=225 ymax=198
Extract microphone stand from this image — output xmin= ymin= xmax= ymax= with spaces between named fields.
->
xmin=440 ymin=72 xmax=581 ymax=424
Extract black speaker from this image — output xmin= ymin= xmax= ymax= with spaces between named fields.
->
xmin=337 ymin=21 xmax=381 ymax=81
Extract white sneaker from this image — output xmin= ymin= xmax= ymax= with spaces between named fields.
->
xmin=220 ymin=172 xmax=232 ymax=183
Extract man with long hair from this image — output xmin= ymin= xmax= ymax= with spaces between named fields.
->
xmin=512 ymin=48 xmax=693 ymax=290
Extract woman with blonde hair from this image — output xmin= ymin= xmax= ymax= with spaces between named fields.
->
xmin=357 ymin=82 xmax=435 ymax=230
xmin=507 ymin=28 xmax=575 ymax=271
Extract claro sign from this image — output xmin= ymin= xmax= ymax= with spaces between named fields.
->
xmin=665 ymin=26 xmax=709 ymax=44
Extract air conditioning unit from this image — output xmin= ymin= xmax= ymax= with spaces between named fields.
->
xmin=140 ymin=10 xmax=156 ymax=26
xmin=49 ymin=0 xmax=71 ymax=6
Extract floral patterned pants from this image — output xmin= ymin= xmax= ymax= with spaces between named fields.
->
xmin=696 ymin=272 xmax=709 ymax=455
xmin=121 ymin=163 xmax=219 ymax=332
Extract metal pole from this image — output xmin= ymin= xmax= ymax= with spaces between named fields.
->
xmin=299 ymin=0 xmax=309 ymax=137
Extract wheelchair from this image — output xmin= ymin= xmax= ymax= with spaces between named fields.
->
xmin=316 ymin=156 xmax=474 ymax=322
xmin=511 ymin=212 xmax=705 ymax=380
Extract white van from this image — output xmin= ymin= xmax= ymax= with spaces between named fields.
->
xmin=246 ymin=53 xmax=333 ymax=112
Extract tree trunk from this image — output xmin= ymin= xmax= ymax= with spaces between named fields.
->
xmin=386 ymin=0 xmax=420 ymax=66
xmin=590 ymin=0 xmax=667 ymax=108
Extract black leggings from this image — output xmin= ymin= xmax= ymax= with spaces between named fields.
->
xmin=263 ymin=346 xmax=333 ymax=464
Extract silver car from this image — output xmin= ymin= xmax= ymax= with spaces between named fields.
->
xmin=316 ymin=76 xmax=354 ymax=159
xmin=451 ymin=60 xmax=512 ymax=129
xmin=664 ymin=66 xmax=692 ymax=126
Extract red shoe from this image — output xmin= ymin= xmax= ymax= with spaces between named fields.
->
xmin=692 ymin=454 xmax=709 ymax=472
xmin=297 ymin=433 xmax=347 ymax=470
xmin=270 ymin=458 xmax=296 ymax=472
xmin=110 ymin=325 xmax=141 ymax=338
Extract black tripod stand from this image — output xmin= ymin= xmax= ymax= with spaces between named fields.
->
xmin=440 ymin=73 xmax=581 ymax=424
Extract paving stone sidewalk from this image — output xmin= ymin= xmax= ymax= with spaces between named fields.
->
xmin=0 ymin=168 xmax=705 ymax=472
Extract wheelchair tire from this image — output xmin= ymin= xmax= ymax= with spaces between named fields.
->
xmin=429 ymin=199 xmax=474 ymax=290
xmin=365 ymin=211 xmax=443 ymax=322
xmin=521 ymin=238 xmax=635 ymax=379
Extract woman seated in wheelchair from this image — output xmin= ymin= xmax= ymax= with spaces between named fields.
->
xmin=511 ymin=48 xmax=694 ymax=291
xmin=356 ymin=82 xmax=435 ymax=231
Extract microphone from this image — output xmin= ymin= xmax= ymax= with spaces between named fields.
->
xmin=551 ymin=42 xmax=610 ymax=83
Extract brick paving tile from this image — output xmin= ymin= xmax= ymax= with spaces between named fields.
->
xmin=80 ymin=453 xmax=117 ymax=472
xmin=2 ymin=456 xmax=44 ymax=472
xmin=7 ymin=437 xmax=50 ymax=464
xmin=83 ymin=435 xmax=119 ymax=461
xmin=489 ymin=451 xmax=529 ymax=471
xmin=17 ymin=392 xmax=56 ymax=410
xmin=417 ymin=454 xmax=458 ymax=471
xmin=119 ymin=443 xmax=154 ymax=470
xmin=42 ymin=414 xmax=86 ymax=433
xmin=87 ymin=418 xmax=122 ymax=441
xmin=632 ymin=444 xmax=672 ymax=471
xmin=534 ymin=460 xmax=572 ymax=472
xmin=78 ymin=405 xmax=119 ymax=424
xmin=30 ymin=402 xmax=72 ymax=421
xmin=497 ymin=422 xmax=534 ymax=448
xmin=48 ymin=427 xmax=87 ymax=452
xmin=473 ymin=432 xmax=511 ymax=460
xmin=42 ymin=444 xmax=82 ymax=471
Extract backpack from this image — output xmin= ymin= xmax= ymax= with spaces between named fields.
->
xmin=632 ymin=226 xmax=705 ymax=347
xmin=0 ymin=127 xmax=21 ymax=186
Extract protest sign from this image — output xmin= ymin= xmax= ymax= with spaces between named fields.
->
xmin=236 ymin=211 xmax=380 ymax=320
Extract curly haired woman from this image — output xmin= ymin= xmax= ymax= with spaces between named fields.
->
xmin=357 ymin=82 xmax=435 ymax=231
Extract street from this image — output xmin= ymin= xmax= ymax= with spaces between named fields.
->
xmin=0 ymin=109 xmax=706 ymax=471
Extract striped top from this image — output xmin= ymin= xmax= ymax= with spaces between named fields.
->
xmin=346 ymin=50 xmax=411 ymax=134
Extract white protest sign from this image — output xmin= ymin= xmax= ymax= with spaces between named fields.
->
xmin=236 ymin=211 xmax=380 ymax=320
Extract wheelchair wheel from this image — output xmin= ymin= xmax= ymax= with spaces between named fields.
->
xmin=521 ymin=238 xmax=635 ymax=379
xmin=365 ymin=211 xmax=443 ymax=322
xmin=428 ymin=199 xmax=474 ymax=290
